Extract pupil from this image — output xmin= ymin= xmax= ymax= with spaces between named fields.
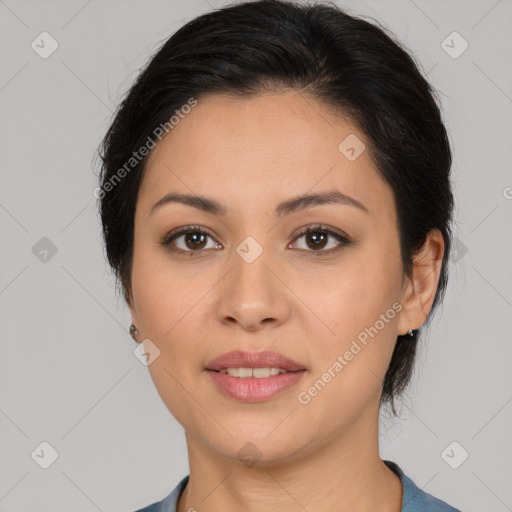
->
xmin=308 ymin=232 xmax=327 ymax=249
xmin=186 ymin=232 xmax=206 ymax=249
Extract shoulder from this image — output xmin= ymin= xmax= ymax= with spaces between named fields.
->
xmin=384 ymin=460 xmax=462 ymax=512
xmin=133 ymin=475 xmax=189 ymax=512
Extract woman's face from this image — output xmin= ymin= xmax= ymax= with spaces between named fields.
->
xmin=130 ymin=91 xmax=424 ymax=464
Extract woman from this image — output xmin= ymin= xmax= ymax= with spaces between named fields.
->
xmin=97 ymin=1 xmax=461 ymax=510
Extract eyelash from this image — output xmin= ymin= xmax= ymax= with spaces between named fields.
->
xmin=160 ymin=224 xmax=351 ymax=257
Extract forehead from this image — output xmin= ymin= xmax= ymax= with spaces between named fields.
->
xmin=139 ymin=91 xmax=394 ymax=220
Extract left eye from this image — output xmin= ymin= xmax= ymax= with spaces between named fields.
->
xmin=289 ymin=226 xmax=350 ymax=254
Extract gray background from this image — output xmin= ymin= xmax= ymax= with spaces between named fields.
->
xmin=1 ymin=0 xmax=511 ymax=511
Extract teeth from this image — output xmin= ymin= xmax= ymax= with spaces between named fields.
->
xmin=219 ymin=367 xmax=289 ymax=378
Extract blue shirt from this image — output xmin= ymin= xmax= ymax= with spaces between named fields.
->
xmin=134 ymin=460 xmax=462 ymax=511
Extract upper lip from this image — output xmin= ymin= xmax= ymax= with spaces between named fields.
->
xmin=205 ymin=350 xmax=306 ymax=372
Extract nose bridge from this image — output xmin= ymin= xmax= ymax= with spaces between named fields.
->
xmin=231 ymin=233 xmax=275 ymax=300
xmin=216 ymin=233 xmax=290 ymax=329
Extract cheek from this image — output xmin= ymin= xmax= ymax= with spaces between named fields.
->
xmin=289 ymin=243 xmax=403 ymax=399
xmin=131 ymin=246 xmax=217 ymax=393
xmin=131 ymin=241 xmax=207 ymax=335
xmin=145 ymin=356 xmax=205 ymax=432
xmin=133 ymin=255 xmax=209 ymax=424
xmin=290 ymin=248 xmax=402 ymax=342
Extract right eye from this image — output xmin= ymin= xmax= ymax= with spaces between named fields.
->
xmin=160 ymin=226 xmax=222 ymax=255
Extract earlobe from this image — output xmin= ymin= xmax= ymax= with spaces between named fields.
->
xmin=397 ymin=229 xmax=445 ymax=335
xmin=129 ymin=323 xmax=140 ymax=342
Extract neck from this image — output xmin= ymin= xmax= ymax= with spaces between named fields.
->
xmin=177 ymin=402 xmax=402 ymax=512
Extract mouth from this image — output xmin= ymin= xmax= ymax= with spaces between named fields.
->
xmin=205 ymin=350 xmax=307 ymax=402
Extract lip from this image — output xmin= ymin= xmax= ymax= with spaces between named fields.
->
xmin=207 ymin=370 xmax=306 ymax=402
xmin=205 ymin=350 xmax=306 ymax=372
xmin=205 ymin=350 xmax=307 ymax=403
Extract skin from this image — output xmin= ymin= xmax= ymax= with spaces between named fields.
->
xmin=128 ymin=90 xmax=444 ymax=512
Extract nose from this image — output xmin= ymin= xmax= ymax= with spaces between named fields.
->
xmin=216 ymin=245 xmax=292 ymax=331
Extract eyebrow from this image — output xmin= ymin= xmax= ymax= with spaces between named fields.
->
xmin=149 ymin=189 xmax=369 ymax=218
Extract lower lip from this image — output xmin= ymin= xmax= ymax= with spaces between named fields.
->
xmin=207 ymin=370 xmax=306 ymax=402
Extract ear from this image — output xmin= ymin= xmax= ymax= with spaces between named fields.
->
xmin=397 ymin=229 xmax=445 ymax=335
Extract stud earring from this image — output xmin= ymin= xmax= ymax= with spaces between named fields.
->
xmin=408 ymin=329 xmax=414 ymax=337
xmin=129 ymin=323 xmax=139 ymax=342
